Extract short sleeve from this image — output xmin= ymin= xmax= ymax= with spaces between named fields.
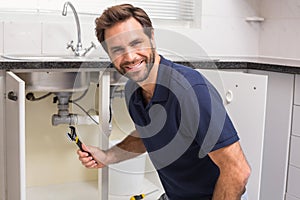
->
xmin=180 ymin=82 xmax=239 ymax=157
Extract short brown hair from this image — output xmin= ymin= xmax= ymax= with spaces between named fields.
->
xmin=95 ymin=4 xmax=153 ymax=52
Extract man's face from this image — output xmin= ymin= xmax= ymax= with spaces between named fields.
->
xmin=104 ymin=17 xmax=155 ymax=82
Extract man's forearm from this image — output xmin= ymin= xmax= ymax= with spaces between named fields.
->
xmin=209 ymin=142 xmax=250 ymax=200
xmin=105 ymin=130 xmax=146 ymax=164
xmin=212 ymin=173 xmax=246 ymax=200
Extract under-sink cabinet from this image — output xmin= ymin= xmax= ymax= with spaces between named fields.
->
xmin=1 ymin=70 xmax=111 ymax=200
xmin=2 ymin=68 xmax=293 ymax=200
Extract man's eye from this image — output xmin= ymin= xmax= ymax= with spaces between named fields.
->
xmin=112 ymin=48 xmax=123 ymax=54
xmin=132 ymin=41 xmax=142 ymax=47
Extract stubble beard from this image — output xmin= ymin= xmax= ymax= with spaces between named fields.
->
xmin=119 ymin=49 xmax=156 ymax=83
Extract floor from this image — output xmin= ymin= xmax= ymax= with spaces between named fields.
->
xmin=27 ymin=178 xmax=163 ymax=200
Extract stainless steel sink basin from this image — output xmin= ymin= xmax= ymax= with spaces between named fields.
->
xmin=5 ymin=54 xmax=126 ymax=92
xmin=16 ymin=72 xmax=90 ymax=92
xmin=16 ymin=71 xmax=127 ymax=92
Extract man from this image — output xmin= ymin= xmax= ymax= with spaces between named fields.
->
xmin=77 ymin=4 xmax=251 ymax=200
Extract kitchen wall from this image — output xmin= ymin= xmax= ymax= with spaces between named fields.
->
xmin=0 ymin=12 xmax=104 ymax=57
xmin=169 ymin=0 xmax=261 ymax=58
xmin=259 ymin=0 xmax=300 ymax=60
xmin=0 ymin=23 xmax=3 ymax=54
xmin=0 ymin=0 xmax=262 ymax=59
xmin=1 ymin=0 xmax=299 ymax=60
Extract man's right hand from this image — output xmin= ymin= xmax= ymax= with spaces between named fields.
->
xmin=77 ymin=144 xmax=107 ymax=169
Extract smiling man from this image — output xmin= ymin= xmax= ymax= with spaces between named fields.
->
xmin=77 ymin=4 xmax=251 ymax=200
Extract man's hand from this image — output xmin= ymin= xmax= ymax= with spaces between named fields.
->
xmin=77 ymin=144 xmax=107 ymax=169
xmin=77 ymin=130 xmax=146 ymax=169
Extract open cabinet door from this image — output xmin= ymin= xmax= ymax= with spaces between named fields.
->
xmin=5 ymin=71 xmax=26 ymax=200
xmin=197 ymin=69 xmax=268 ymax=200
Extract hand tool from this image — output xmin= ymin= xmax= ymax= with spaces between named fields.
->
xmin=130 ymin=189 xmax=159 ymax=200
xmin=67 ymin=125 xmax=92 ymax=157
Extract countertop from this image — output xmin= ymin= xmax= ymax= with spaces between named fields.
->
xmin=1 ymin=55 xmax=300 ymax=74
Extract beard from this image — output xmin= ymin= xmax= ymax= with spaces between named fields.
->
xmin=127 ymin=49 xmax=155 ymax=83
xmin=115 ymin=47 xmax=156 ymax=83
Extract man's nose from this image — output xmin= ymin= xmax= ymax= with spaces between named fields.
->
xmin=123 ymin=48 xmax=136 ymax=61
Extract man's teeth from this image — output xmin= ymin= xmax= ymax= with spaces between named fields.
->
xmin=128 ymin=60 xmax=143 ymax=69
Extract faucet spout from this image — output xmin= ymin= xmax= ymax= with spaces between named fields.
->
xmin=62 ymin=1 xmax=82 ymax=55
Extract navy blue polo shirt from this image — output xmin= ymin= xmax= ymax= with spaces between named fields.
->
xmin=125 ymin=56 xmax=239 ymax=200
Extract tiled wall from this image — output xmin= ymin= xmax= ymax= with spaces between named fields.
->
xmin=194 ymin=0 xmax=261 ymax=57
xmin=260 ymin=0 xmax=300 ymax=60
xmin=142 ymin=0 xmax=262 ymax=58
xmin=0 ymin=0 xmax=262 ymax=59
xmin=0 ymin=22 xmax=3 ymax=54
xmin=3 ymin=0 xmax=300 ymax=60
xmin=4 ymin=21 xmax=42 ymax=55
xmin=0 ymin=13 xmax=105 ymax=57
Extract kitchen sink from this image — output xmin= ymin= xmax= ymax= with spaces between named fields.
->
xmin=4 ymin=54 xmax=126 ymax=92
xmin=16 ymin=71 xmax=128 ymax=92
xmin=16 ymin=72 xmax=90 ymax=92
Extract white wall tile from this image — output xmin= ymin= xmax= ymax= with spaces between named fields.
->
xmin=259 ymin=18 xmax=300 ymax=60
xmin=0 ymin=22 xmax=3 ymax=54
xmin=282 ymin=0 xmax=300 ymax=18
xmin=0 ymin=0 xmax=37 ymax=10
xmin=42 ymin=20 xmax=106 ymax=57
xmin=279 ymin=19 xmax=300 ymax=59
xmin=178 ymin=16 xmax=259 ymax=57
xmin=155 ymin=28 xmax=209 ymax=59
xmin=0 ymin=0 xmax=262 ymax=59
xmin=3 ymin=21 xmax=42 ymax=55
xmin=265 ymin=0 xmax=300 ymax=19
xmin=259 ymin=0 xmax=300 ymax=59
xmin=259 ymin=19 xmax=282 ymax=58
xmin=202 ymin=0 xmax=259 ymax=17
xmin=42 ymin=22 xmax=76 ymax=55
xmin=80 ymin=22 xmax=106 ymax=57
xmin=260 ymin=0 xmax=283 ymax=19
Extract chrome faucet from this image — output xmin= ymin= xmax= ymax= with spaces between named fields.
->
xmin=62 ymin=1 xmax=96 ymax=56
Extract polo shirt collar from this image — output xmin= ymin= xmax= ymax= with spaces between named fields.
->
xmin=150 ymin=55 xmax=172 ymax=103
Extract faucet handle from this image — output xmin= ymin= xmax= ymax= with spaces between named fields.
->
xmin=86 ymin=42 xmax=96 ymax=51
xmin=66 ymin=40 xmax=75 ymax=51
xmin=81 ymin=42 xmax=97 ymax=56
xmin=90 ymin=42 xmax=96 ymax=49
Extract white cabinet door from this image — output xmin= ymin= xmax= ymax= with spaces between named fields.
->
xmin=0 ymin=71 xmax=5 ymax=200
xmin=197 ymin=69 xmax=268 ymax=200
xmin=5 ymin=72 xmax=26 ymax=200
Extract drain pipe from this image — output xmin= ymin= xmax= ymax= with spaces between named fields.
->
xmin=52 ymin=92 xmax=99 ymax=126
xmin=52 ymin=92 xmax=74 ymax=126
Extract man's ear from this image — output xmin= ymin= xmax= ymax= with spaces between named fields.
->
xmin=150 ymin=29 xmax=156 ymax=49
